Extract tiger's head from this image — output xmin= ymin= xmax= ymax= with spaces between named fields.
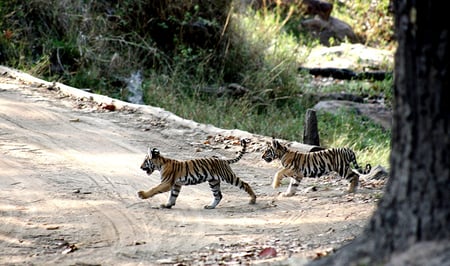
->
xmin=140 ymin=147 xmax=162 ymax=175
xmin=262 ymin=138 xmax=288 ymax=163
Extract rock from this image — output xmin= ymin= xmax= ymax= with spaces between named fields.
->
xmin=313 ymin=100 xmax=392 ymax=130
xmin=302 ymin=43 xmax=394 ymax=72
xmin=363 ymin=165 xmax=389 ymax=180
xmin=301 ymin=16 xmax=359 ymax=46
xmin=302 ymin=0 xmax=333 ymax=20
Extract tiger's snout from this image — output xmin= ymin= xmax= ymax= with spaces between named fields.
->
xmin=141 ymin=167 xmax=152 ymax=175
xmin=262 ymin=157 xmax=273 ymax=163
xmin=140 ymin=161 xmax=153 ymax=175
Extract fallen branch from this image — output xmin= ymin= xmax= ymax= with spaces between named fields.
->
xmin=299 ymin=67 xmax=393 ymax=81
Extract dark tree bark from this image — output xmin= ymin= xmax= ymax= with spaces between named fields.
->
xmin=308 ymin=1 xmax=450 ymax=265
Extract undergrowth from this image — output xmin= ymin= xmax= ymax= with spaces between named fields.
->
xmin=143 ymin=70 xmax=391 ymax=168
xmin=0 ymin=0 xmax=393 ymax=168
xmin=143 ymin=4 xmax=392 ymax=168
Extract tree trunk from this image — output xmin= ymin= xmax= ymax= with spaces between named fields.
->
xmin=308 ymin=1 xmax=450 ymax=265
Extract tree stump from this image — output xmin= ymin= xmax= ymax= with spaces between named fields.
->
xmin=303 ymin=109 xmax=320 ymax=146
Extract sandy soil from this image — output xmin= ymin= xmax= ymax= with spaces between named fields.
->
xmin=0 ymin=67 xmax=385 ymax=265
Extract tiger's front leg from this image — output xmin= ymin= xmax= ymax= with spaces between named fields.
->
xmin=138 ymin=182 xmax=172 ymax=200
xmin=347 ymin=172 xmax=359 ymax=193
xmin=283 ymin=177 xmax=301 ymax=197
xmin=204 ymin=179 xmax=222 ymax=209
xmin=272 ymin=168 xmax=297 ymax=188
xmin=160 ymin=184 xmax=182 ymax=209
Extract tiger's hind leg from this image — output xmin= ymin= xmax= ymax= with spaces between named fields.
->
xmin=222 ymin=174 xmax=257 ymax=206
xmin=237 ymin=178 xmax=257 ymax=205
xmin=204 ymin=179 xmax=223 ymax=209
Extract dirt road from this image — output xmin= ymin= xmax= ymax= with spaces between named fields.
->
xmin=0 ymin=66 xmax=383 ymax=265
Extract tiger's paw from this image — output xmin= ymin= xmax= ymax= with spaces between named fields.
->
xmin=281 ymin=192 xmax=296 ymax=197
xmin=347 ymin=180 xmax=358 ymax=193
xmin=137 ymin=191 xmax=148 ymax=199
xmin=249 ymin=197 xmax=257 ymax=205
xmin=160 ymin=204 xmax=173 ymax=209
xmin=347 ymin=187 xmax=357 ymax=193
xmin=204 ymin=205 xmax=216 ymax=209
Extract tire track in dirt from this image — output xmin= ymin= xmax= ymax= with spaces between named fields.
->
xmin=0 ymin=79 xmax=235 ymax=264
xmin=0 ymin=85 xmax=155 ymax=264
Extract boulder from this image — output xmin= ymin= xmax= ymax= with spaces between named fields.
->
xmin=314 ymin=100 xmax=392 ymax=130
xmin=301 ymin=16 xmax=359 ymax=46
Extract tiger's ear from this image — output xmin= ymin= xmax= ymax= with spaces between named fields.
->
xmin=272 ymin=138 xmax=281 ymax=148
xmin=151 ymin=148 xmax=160 ymax=158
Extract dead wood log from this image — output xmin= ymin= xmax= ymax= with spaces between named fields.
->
xmin=299 ymin=67 xmax=393 ymax=81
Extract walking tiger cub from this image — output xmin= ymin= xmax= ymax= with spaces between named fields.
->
xmin=262 ymin=138 xmax=371 ymax=196
xmin=138 ymin=139 xmax=257 ymax=209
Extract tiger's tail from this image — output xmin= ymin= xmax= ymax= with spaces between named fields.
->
xmin=361 ymin=163 xmax=372 ymax=174
xmin=226 ymin=138 xmax=250 ymax=164
xmin=350 ymin=152 xmax=372 ymax=175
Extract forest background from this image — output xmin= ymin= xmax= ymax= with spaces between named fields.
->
xmin=0 ymin=0 xmax=394 ymax=168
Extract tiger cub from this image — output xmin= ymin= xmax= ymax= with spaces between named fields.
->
xmin=138 ymin=139 xmax=257 ymax=209
xmin=262 ymin=138 xmax=371 ymax=196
